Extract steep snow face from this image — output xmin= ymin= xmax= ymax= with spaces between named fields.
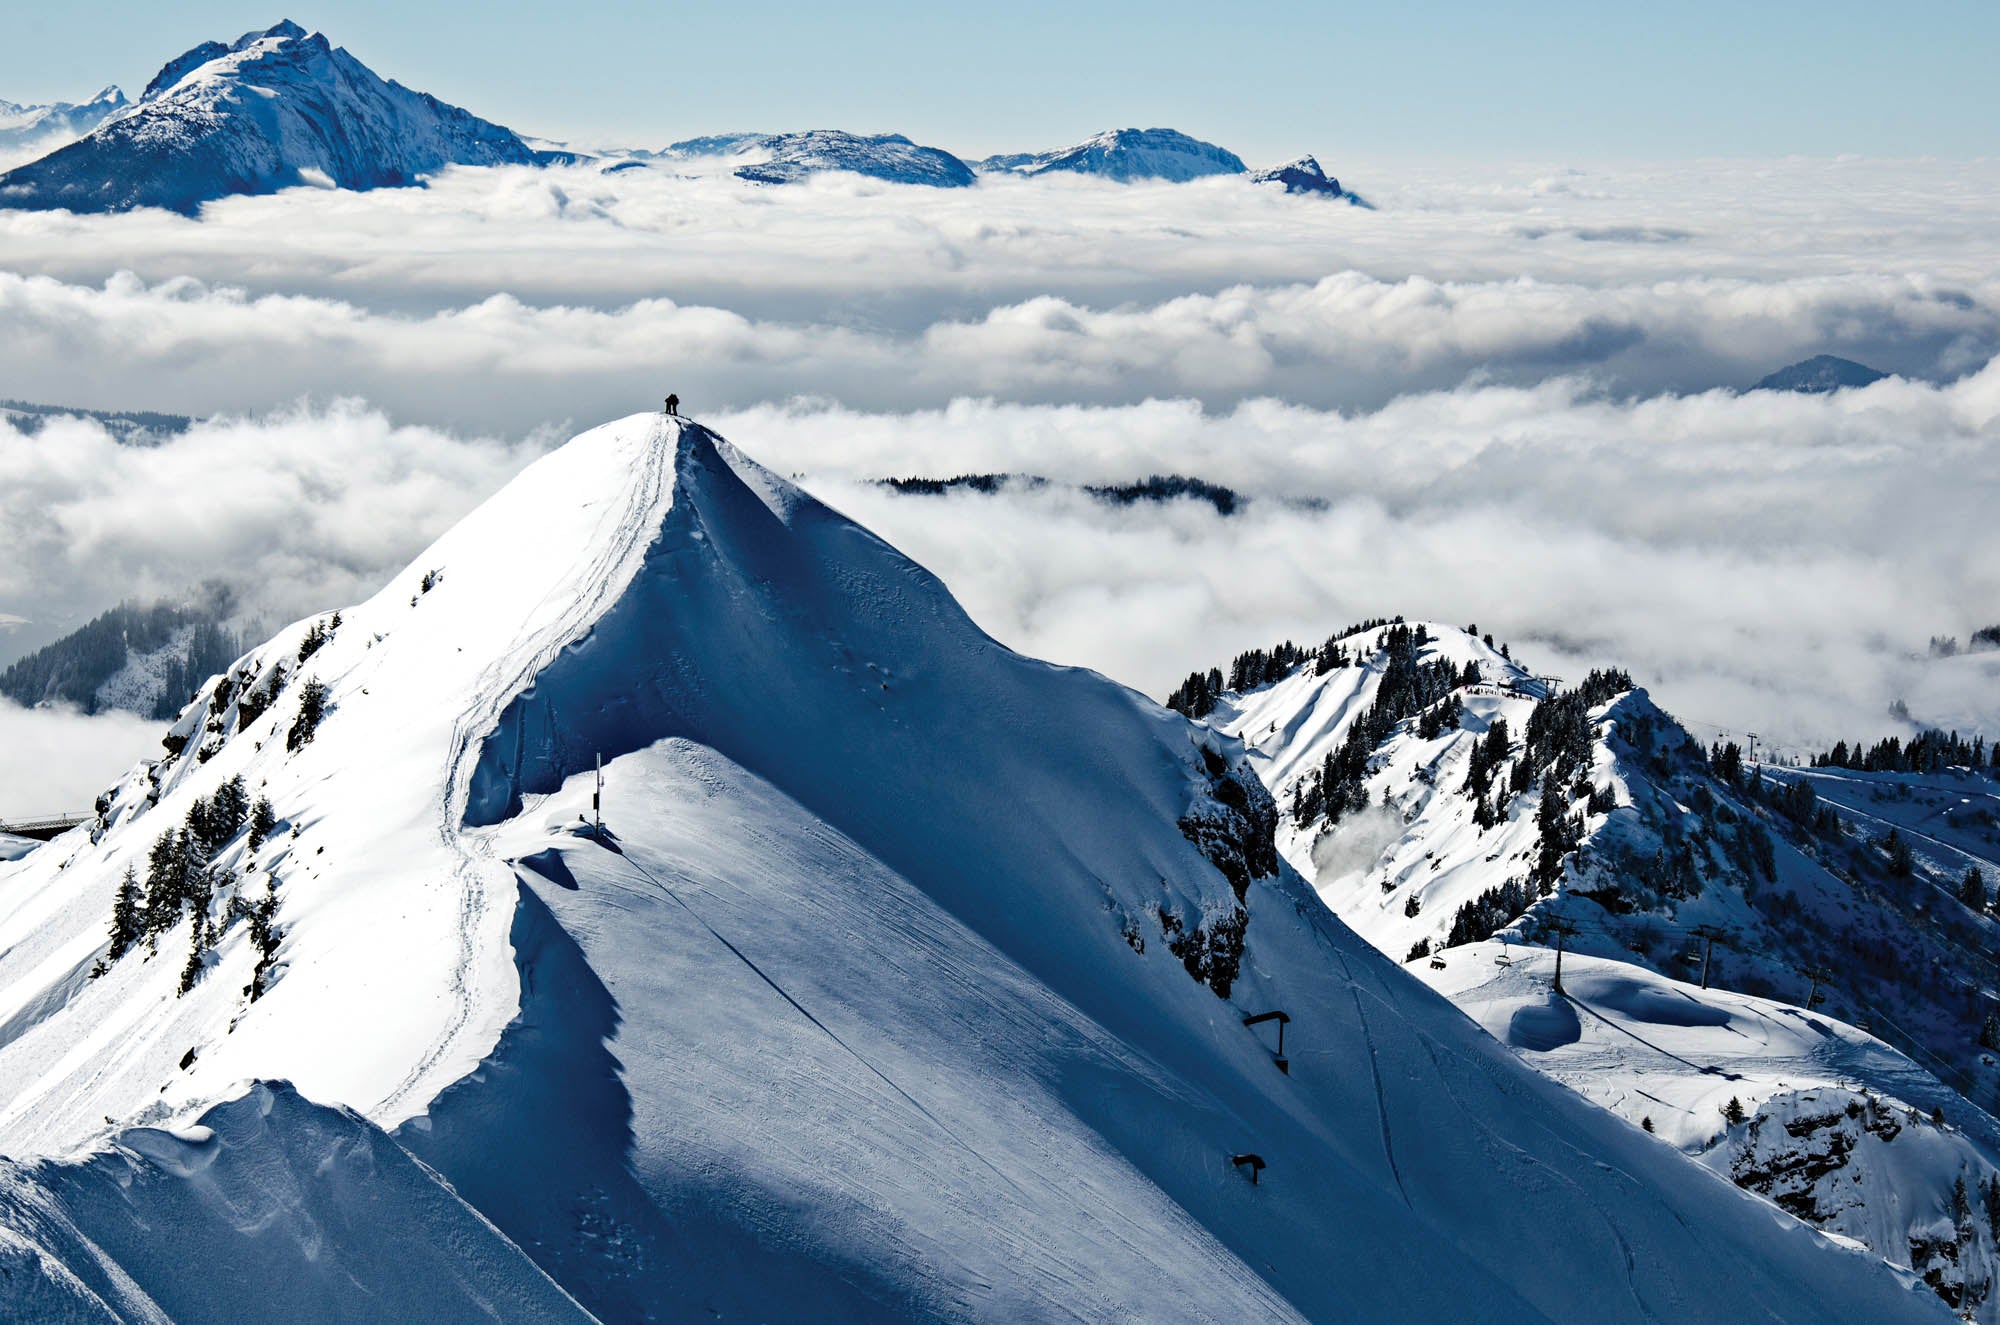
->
xmin=0 ymin=21 xmax=534 ymax=214
xmin=0 ymin=833 xmax=35 ymax=863
xmin=981 ymin=127 xmax=1247 ymax=181
xmin=0 ymin=87 xmax=127 ymax=167
xmin=0 ymin=424 xmax=1953 ymax=1321
xmin=731 ymin=130 xmax=976 ymax=186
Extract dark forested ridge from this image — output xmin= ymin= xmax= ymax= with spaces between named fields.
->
xmin=881 ymin=472 xmax=1245 ymax=515
xmin=0 ymin=593 xmax=241 ymax=719
xmin=1 ymin=399 xmax=190 ymax=442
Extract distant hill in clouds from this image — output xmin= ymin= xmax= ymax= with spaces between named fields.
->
xmin=0 ymin=591 xmax=243 ymax=720
xmin=1752 ymin=354 xmax=1889 ymax=394
xmin=977 ymin=128 xmax=1246 ymax=181
xmin=1 ymin=398 xmax=190 ymax=443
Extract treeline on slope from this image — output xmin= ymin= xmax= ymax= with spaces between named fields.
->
xmin=91 ymin=773 xmax=283 ymax=1000
xmin=881 ymin=472 xmax=1242 ymax=515
xmin=0 ymin=592 xmax=241 ymax=719
xmin=0 ymin=398 xmax=190 ymax=440
xmin=1927 ymin=626 xmax=2000 ymax=658
xmin=1165 ymin=617 xmax=1525 ymax=720
xmin=1289 ymin=624 xmax=1470 ymax=829
xmin=1808 ymin=728 xmax=1997 ymax=776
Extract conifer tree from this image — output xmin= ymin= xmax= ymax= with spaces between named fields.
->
xmin=1723 ymin=1096 xmax=1746 ymax=1126
xmin=107 ymin=866 xmax=143 ymax=960
xmin=287 ymin=679 xmax=329 ymax=752
xmin=178 ymin=922 xmax=204 ymax=996
xmin=1963 ymin=866 xmax=1988 ymax=912
xmin=247 ymin=796 xmax=276 ymax=852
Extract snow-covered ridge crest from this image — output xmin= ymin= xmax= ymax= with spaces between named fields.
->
xmin=0 ymin=414 xmax=682 ymax=1152
xmin=978 ymin=127 xmax=1247 ymax=181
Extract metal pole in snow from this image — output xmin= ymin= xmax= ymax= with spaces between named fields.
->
xmin=1547 ymin=916 xmax=1579 ymax=993
xmin=594 ymin=752 xmax=602 ymax=840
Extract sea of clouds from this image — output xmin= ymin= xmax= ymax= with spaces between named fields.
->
xmin=2 ymin=156 xmax=1996 ymax=809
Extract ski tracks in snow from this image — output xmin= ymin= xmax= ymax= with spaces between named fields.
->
xmin=372 ymin=419 xmax=678 ymax=1122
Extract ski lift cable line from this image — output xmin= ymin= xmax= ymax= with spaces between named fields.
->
xmin=593 ymin=843 xmax=1040 ymax=1205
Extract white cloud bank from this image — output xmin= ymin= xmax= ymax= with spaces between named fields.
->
xmin=0 ymin=154 xmax=1994 ymax=775
xmin=0 ymin=699 xmax=156 ymax=820
xmin=2 ymin=158 xmax=2000 ymax=428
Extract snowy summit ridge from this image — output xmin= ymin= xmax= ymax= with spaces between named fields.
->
xmin=1250 ymin=154 xmax=1365 ymax=203
xmin=731 ymin=129 xmax=976 ymax=187
xmin=0 ymin=20 xmax=535 ymax=215
xmin=978 ymin=127 xmax=1247 ymax=181
xmin=0 ymin=419 xmax=1952 ymax=1321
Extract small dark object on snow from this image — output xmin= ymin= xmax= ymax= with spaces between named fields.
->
xmin=1232 ymin=1152 xmax=1266 ymax=1184
xmin=1243 ymin=1010 xmax=1291 ymax=1073
xmin=664 ymin=393 xmax=680 ymax=416
xmin=178 ymin=1047 xmax=196 ymax=1070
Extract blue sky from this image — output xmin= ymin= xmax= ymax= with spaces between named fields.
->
xmin=4 ymin=2 xmax=1997 ymax=161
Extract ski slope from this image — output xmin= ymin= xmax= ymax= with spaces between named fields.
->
xmin=0 ymin=418 xmax=1951 ymax=1320
xmin=1428 ymin=944 xmax=2000 ymax=1317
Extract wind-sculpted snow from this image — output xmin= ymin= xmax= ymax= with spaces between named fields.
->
xmin=0 ymin=21 xmax=534 ymax=214
xmin=0 ymin=418 xmax=1952 ymax=1320
xmin=0 ymin=1081 xmax=589 ymax=1322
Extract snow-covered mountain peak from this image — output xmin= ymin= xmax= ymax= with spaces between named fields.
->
xmin=0 ymin=431 xmax=1957 ymax=1319
xmin=731 ymin=129 xmax=977 ymax=186
xmin=1250 ymin=154 xmax=1352 ymax=198
xmin=3 ymin=20 xmax=533 ymax=214
xmin=979 ymin=127 xmax=1248 ymax=182
xmin=140 ymin=21 xmax=312 ymax=103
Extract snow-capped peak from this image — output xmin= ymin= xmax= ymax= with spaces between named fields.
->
xmin=730 ymin=129 xmax=977 ymax=187
xmin=2 ymin=20 xmax=535 ymax=214
xmin=141 ymin=21 xmax=313 ymax=103
xmin=978 ymin=127 xmax=1247 ymax=182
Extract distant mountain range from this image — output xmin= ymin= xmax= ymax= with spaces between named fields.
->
xmin=0 ymin=24 xmax=1358 ymax=208
xmin=0 ymin=86 xmax=127 ymax=160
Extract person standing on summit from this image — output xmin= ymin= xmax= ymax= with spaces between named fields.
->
xmin=664 ymin=393 xmax=680 ymax=416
